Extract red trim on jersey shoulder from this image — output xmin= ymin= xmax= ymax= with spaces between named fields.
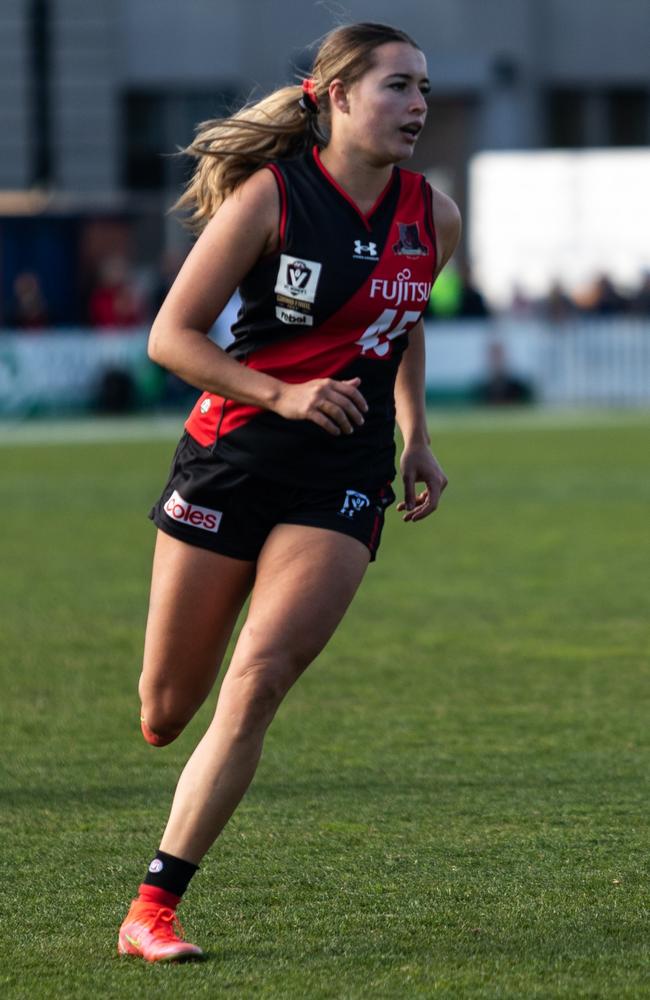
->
xmin=312 ymin=146 xmax=395 ymax=232
xmin=423 ymin=179 xmax=438 ymax=265
xmin=266 ymin=163 xmax=288 ymax=249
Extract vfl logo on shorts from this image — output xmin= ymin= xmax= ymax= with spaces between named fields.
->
xmin=339 ymin=490 xmax=370 ymax=518
xmin=163 ymin=490 xmax=222 ymax=533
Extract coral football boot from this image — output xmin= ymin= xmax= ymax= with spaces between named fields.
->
xmin=118 ymin=900 xmax=203 ymax=962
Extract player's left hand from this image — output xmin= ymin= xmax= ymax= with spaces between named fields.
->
xmin=397 ymin=444 xmax=448 ymax=522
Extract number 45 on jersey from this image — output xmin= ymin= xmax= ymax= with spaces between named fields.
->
xmin=356 ymin=309 xmax=421 ymax=358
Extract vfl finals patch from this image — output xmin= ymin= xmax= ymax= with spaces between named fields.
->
xmin=274 ymin=254 xmax=322 ymax=327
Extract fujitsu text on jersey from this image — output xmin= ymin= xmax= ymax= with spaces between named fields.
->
xmin=369 ymin=268 xmax=432 ymax=308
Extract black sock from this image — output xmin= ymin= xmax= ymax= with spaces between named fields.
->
xmin=143 ymin=850 xmax=199 ymax=898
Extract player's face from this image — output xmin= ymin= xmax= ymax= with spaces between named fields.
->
xmin=342 ymin=42 xmax=430 ymax=165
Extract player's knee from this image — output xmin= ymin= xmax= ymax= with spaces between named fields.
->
xmin=140 ymin=715 xmax=182 ymax=747
xmin=140 ymin=699 xmax=188 ymax=747
xmin=227 ymin=665 xmax=289 ymax=740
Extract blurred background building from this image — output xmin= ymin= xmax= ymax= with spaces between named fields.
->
xmin=3 ymin=1 xmax=650 ymax=220
xmin=1 ymin=0 xmax=650 ymax=413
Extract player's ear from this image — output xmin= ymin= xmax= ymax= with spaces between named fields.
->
xmin=329 ymin=79 xmax=350 ymax=114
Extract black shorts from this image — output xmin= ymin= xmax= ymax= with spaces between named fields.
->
xmin=149 ymin=432 xmax=396 ymax=562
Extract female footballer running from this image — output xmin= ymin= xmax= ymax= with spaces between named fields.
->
xmin=118 ymin=21 xmax=460 ymax=961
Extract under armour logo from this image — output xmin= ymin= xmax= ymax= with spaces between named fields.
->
xmin=339 ymin=489 xmax=370 ymax=518
xmin=353 ymin=240 xmax=378 ymax=258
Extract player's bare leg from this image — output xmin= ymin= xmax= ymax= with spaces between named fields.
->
xmin=138 ymin=531 xmax=255 ymax=745
xmin=158 ymin=524 xmax=370 ymax=862
xmin=119 ymin=526 xmax=367 ymax=962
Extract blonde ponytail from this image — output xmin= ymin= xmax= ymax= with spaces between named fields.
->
xmin=173 ymin=22 xmax=420 ymax=234
xmin=172 ymin=87 xmax=319 ymax=234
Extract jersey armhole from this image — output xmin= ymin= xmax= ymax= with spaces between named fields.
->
xmin=265 ymin=163 xmax=288 ymax=251
xmin=422 ymin=178 xmax=439 ymax=275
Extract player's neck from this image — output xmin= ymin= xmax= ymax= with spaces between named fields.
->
xmin=318 ymin=146 xmax=393 ymax=216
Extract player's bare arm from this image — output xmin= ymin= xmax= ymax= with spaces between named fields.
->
xmin=394 ymin=192 xmax=460 ymax=520
xmin=432 ymin=187 xmax=462 ymax=276
xmin=394 ymin=320 xmax=448 ymax=520
xmin=148 ymin=169 xmax=366 ymax=436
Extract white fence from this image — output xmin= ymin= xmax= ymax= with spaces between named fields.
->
xmin=537 ymin=323 xmax=650 ymax=404
xmin=0 ymin=319 xmax=649 ymax=416
xmin=425 ymin=318 xmax=650 ymax=406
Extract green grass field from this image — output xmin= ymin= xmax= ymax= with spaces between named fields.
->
xmin=1 ymin=411 xmax=649 ymax=999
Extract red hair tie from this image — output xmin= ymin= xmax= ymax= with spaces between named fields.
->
xmin=299 ymin=78 xmax=319 ymax=114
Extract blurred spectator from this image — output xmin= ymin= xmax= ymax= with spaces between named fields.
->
xmin=629 ymin=272 xmax=650 ymax=316
xmin=151 ymin=250 xmax=186 ymax=318
xmin=88 ymin=256 xmax=146 ymax=329
xmin=580 ymin=274 xmax=629 ymax=315
xmin=503 ymin=276 xmax=643 ymax=320
xmin=428 ymin=263 xmax=492 ymax=319
xmin=542 ymin=281 xmax=576 ymax=324
xmin=457 ymin=266 xmax=489 ymax=318
xmin=472 ymin=340 xmax=534 ymax=405
xmin=508 ymin=284 xmax=536 ymax=318
xmin=10 ymin=272 xmax=49 ymax=329
xmin=428 ymin=262 xmax=462 ymax=318
xmin=94 ymin=368 xmax=137 ymax=413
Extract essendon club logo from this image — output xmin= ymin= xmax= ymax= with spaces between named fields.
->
xmin=392 ymin=222 xmax=428 ymax=256
xmin=163 ymin=490 xmax=222 ymax=533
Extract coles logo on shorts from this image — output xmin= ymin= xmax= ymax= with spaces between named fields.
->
xmin=163 ymin=490 xmax=223 ymax=533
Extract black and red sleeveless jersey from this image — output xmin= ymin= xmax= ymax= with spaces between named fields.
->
xmin=185 ymin=145 xmax=437 ymax=487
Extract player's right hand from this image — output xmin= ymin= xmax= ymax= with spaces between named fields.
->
xmin=273 ymin=377 xmax=368 ymax=435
